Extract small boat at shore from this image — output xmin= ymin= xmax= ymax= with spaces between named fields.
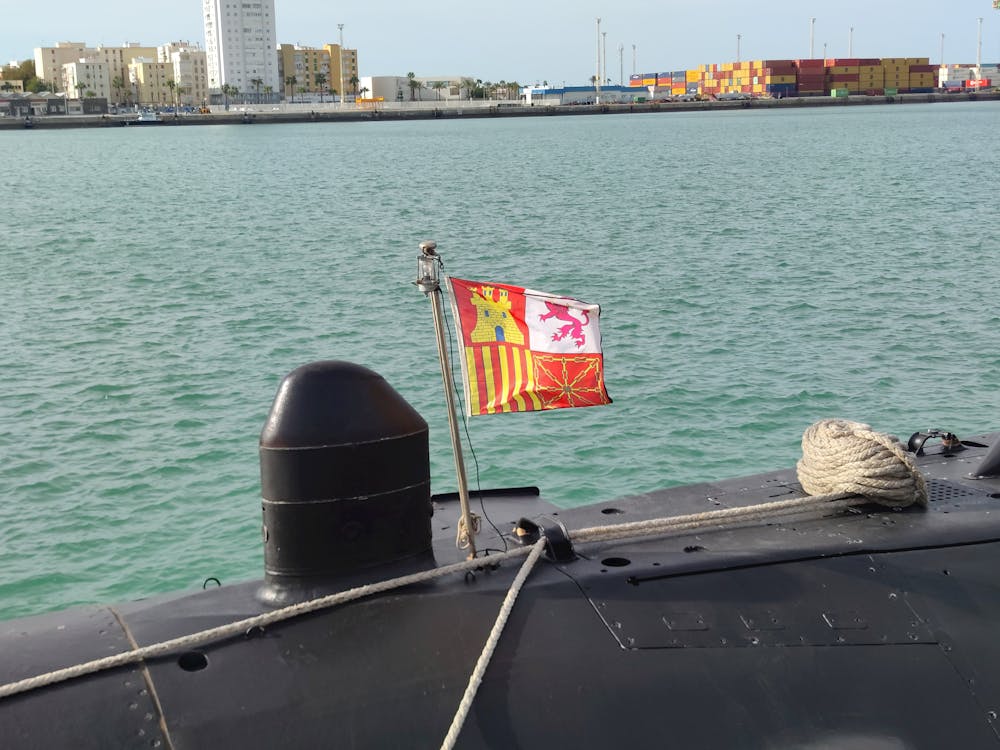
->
xmin=125 ymin=110 xmax=163 ymax=125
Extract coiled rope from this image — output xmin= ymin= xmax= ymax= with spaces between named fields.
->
xmin=0 ymin=419 xmax=927 ymax=748
xmin=796 ymin=418 xmax=927 ymax=508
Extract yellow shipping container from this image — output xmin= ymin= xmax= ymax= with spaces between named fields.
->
xmin=671 ymin=86 xmax=686 ymax=95
xmin=906 ymin=57 xmax=930 ymax=65
xmin=686 ymin=70 xmax=701 ymax=82
xmin=764 ymin=74 xmax=796 ymax=84
xmin=882 ymin=58 xmax=906 ymax=65
xmin=829 ymin=66 xmax=860 ymax=74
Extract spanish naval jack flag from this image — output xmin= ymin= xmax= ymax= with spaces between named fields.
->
xmin=446 ymin=277 xmax=612 ymax=416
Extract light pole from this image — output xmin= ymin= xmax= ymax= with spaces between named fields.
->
xmin=632 ymin=44 xmax=637 ymax=75
xmin=849 ymin=26 xmax=854 ymax=56
xmin=810 ymin=17 xmax=816 ymax=58
xmin=737 ymin=34 xmax=741 ymax=62
xmin=823 ymin=42 xmax=827 ymax=61
xmin=618 ymin=42 xmax=624 ymax=86
xmin=977 ymin=17 xmax=984 ymax=80
xmin=595 ymin=17 xmax=602 ymax=101
xmin=940 ymin=32 xmax=945 ymax=67
xmin=337 ymin=23 xmax=345 ymax=107
xmin=602 ymin=31 xmax=607 ymax=86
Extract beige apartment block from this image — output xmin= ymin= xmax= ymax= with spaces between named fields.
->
xmin=128 ymin=58 xmax=175 ymax=107
xmin=62 ymin=60 xmax=111 ymax=100
xmin=159 ymin=42 xmax=209 ymax=107
xmin=35 ymin=42 xmax=157 ymax=96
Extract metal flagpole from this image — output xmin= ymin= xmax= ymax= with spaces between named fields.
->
xmin=415 ymin=240 xmax=478 ymax=558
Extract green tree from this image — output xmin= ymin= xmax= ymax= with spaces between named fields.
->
xmin=284 ymin=75 xmax=297 ymax=102
xmin=250 ymin=77 xmax=263 ymax=103
xmin=432 ymin=80 xmax=447 ymax=100
xmin=314 ymin=72 xmax=327 ymax=103
xmin=111 ymin=76 xmax=125 ymax=105
xmin=460 ymin=77 xmax=476 ymax=100
xmin=406 ymin=71 xmax=419 ymax=101
xmin=75 ymin=82 xmax=86 ymax=99
xmin=349 ymin=74 xmax=359 ymax=95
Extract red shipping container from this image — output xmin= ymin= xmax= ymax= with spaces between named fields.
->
xmin=830 ymin=58 xmax=860 ymax=66
xmin=909 ymin=64 xmax=935 ymax=73
xmin=829 ymin=73 xmax=859 ymax=82
xmin=796 ymin=58 xmax=826 ymax=68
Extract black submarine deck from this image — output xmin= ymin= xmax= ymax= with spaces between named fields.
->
xmin=4 ymin=433 xmax=1000 ymax=748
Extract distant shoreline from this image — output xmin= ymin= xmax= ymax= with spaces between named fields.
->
xmin=3 ymin=90 xmax=997 ymax=130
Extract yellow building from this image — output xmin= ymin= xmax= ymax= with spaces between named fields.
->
xmin=128 ymin=58 xmax=175 ymax=107
xmin=277 ymin=43 xmax=359 ymax=100
xmin=35 ymin=42 xmax=158 ymax=99
xmin=324 ymin=44 xmax=359 ymax=97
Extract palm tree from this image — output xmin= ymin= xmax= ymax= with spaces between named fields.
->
xmin=460 ymin=77 xmax=476 ymax=100
xmin=432 ymin=80 xmax=447 ymax=100
xmin=314 ymin=72 xmax=327 ymax=103
xmin=74 ymin=82 xmax=86 ymax=100
xmin=358 ymin=86 xmax=370 ymax=99
xmin=166 ymin=79 xmax=176 ymax=110
xmin=251 ymin=77 xmax=263 ymax=103
xmin=406 ymin=71 xmax=419 ymax=101
xmin=349 ymin=74 xmax=359 ymax=95
xmin=111 ymin=75 xmax=125 ymax=105
xmin=221 ymin=83 xmax=235 ymax=109
xmin=284 ymin=75 xmax=297 ymax=102
xmin=263 ymin=85 xmax=273 ymax=102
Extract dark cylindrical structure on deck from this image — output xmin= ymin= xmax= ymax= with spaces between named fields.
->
xmin=258 ymin=361 xmax=432 ymax=596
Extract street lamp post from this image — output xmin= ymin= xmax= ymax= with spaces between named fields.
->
xmin=632 ymin=44 xmax=636 ymax=75
xmin=810 ymin=17 xmax=816 ymax=58
xmin=849 ymin=26 xmax=854 ymax=56
xmin=737 ymin=34 xmax=741 ymax=62
xmin=337 ymin=23 xmax=345 ymax=107
xmin=618 ymin=42 xmax=624 ymax=86
xmin=977 ymin=17 xmax=984 ymax=79
xmin=602 ymin=31 xmax=607 ymax=86
xmin=595 ymin=17 xmax=602 ymax=102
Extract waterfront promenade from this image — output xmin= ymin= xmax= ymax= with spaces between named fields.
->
xmin=2 ymin=90 xmax=997 ymax=129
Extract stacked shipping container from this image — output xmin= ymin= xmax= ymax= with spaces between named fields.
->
xmin=628 ymin=56 xmax=938 ymax=98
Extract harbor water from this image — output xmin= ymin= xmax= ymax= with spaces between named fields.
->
xmin=2 ymin=101 xmax=999 ymax=621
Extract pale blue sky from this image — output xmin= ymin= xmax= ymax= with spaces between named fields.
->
xmin=3 ymin=0 xmax=998 ymax=85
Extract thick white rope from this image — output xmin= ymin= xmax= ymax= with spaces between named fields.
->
xmin=0 ymin=418 xmax=926 ymax=715
xmin=796 ymin=418 xmax=927 ymax=507
xmin=439 ymin=538 xmax=547 ymax=750
xmin=0 ymin=546 xmax=532 ymax=700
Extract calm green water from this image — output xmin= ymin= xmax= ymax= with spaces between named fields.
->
xmin=2 ymin=102 xmax=999 ymax=621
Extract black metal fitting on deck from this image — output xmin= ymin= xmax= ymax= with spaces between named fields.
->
xmin=513 ymin=516 xmax=576 ymax=562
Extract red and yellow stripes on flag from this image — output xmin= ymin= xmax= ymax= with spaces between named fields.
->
xmin=447 ymin=276 xmax=611 ymax=417
xmin=464 ymin=343 xmax=542 ymax=414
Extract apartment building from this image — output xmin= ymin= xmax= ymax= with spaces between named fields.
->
xmin=129 ymin=58 xmax=174 ymax=107
xmin=62 ymin=60 xmax=110 ymax=100
xmin=35 ymin=42 xmax=158 ymax=96
xmin=159 ymin=42 xmax=210 ymax=107
xmin=277 ymin=43 xmax=359 ymax=100
xmin=203 ymin=0 xmax=280 ymax=95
